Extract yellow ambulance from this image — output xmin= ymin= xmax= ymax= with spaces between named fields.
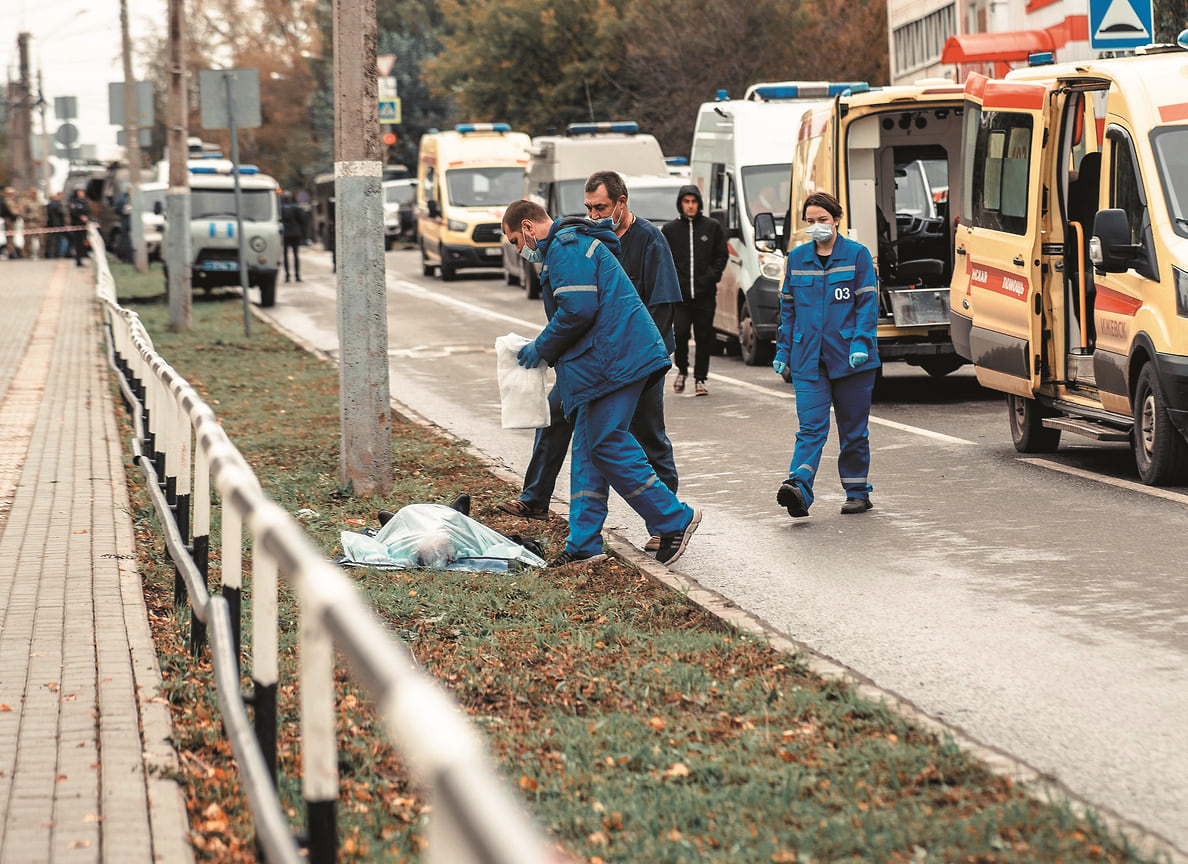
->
xmin=950 ymin=44 xmax=1188 ymax=484
xmin=784 ymin=81 xmax=969 ymax=377
xmin=415 ymin=123 xmax=531 ymax=281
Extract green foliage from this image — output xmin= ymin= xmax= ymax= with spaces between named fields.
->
xmin=1154 ymin=0 xmax=1187 ymax=41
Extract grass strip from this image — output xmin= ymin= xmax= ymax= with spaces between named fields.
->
xmin=109 ymin=262 xmax=1159 ymax=863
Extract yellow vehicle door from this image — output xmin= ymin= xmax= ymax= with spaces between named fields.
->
xmin=953 ymin=74 xmax=1049 ymax=398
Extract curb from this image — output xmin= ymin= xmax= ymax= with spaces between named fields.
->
xmin=255 ymin=305 xmax=1187 ymax=864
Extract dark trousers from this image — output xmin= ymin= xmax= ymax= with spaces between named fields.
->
xmin=786 ymin=368 xmax=877 ymax=508
xmin=520 ymin=373 xmax=679 ymax=529
xmin=674 ymin=300 xmax=716 ymax=382
xmin=284 ymin=238 xmax=301 ymax=279
xmin=71 ymin=226 xmax=87 ymax=264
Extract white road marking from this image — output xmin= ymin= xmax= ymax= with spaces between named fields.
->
xmin=389 ymin=276 xmax=542 ymax=331
xmin=1018 ymin=457 xmax=1188 ymax=504
xmin=867 ymin=416 xmax=976 ymax=445
xmin=707 ymin=371 xmax=794 ymax=399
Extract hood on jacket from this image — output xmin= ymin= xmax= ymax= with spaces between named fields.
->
xmin=675 ymin=184 xmax=703 ymax=218
xmin=544 ymin=215 xmax=622 ymax=256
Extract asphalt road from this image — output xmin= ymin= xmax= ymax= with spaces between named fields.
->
xmin=261 ymin=245 xmax=1188 ymax=853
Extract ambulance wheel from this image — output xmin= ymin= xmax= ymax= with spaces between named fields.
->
xmin=258 ymin=274 xmax=277 ymax=308
xmin=738 ymin=303 xmax=772 ymax=366
xmin=1132 ymin=363 xmax=1188 ymax=485
xmin=1007 ymin=394 xmax=1061 ymax=453
xmin=420 ymin=241 xmax=434 ymax=277
xmin=439 ymin=245 xmax=456 ymax=281
xmin=523 ymin=259 xmax=541 ymax=300
xmin=505 ymin=258 xmax=519 ymax=285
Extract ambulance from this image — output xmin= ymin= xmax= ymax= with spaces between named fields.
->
xmin=504 ymin=120 xmax=669 ymax=297
xmin=950 ymin=45 xmax=1188 ymax=484
xmin=689 ymin=82 xmax=866 ymax=364
xmin=415 ymin=123 xmax=530 ymax=281
xmin=784 ymin=80 xmax=969 ymax=377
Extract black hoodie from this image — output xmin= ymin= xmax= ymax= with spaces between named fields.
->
xmin=661 ymin=184 xmax=728 ymax=304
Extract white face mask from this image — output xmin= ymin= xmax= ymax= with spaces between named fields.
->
xmin=806 ymin=223 xmax=834 ymax=243
xmin=518 ymin=224 xmax=543 ymax=263
xmin=611 ymin=202 xmax=625 ymax=231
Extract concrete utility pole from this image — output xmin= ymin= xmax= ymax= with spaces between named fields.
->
xmin=334 ymin=0 xmax=393 ymax=496
xmin=7 ymin=33 xmax=34 ymax=193
xmin=120 ymin=0 xmax=148 ymax=272
xmin=37 ymin=70 xmax=50 ymax=198
xmin=166 ymin=0 xmax=192 ymax=331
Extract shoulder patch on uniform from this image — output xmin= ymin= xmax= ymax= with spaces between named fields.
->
xmin=556 ymin=232 xmax=577 ymax=245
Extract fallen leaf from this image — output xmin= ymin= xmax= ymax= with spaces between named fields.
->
xmin=518 ymin=775 xmax=538 ymax=791
xmin=69 ymin=840 xmax=90 ymax=849
xmin=587 ymin=831 xmax=608 ymax=846
xmin=666 ymin=828 xmax=683 ymax=842
xmin=665 ymin=763 xmax=690 ymax=778
xmin=0 ymin=705 xmax=11 ymax=712
xmin=647 ymin=716 xmax=666 ymax=731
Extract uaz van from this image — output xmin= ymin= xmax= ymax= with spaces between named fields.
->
xmin=950 ymin=46 xmax=1188 ymax=484
xmin=416 ymin=123 xmax=530 ymax=281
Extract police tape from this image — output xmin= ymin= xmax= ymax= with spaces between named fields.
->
xmin=1 ymin=224 xmax=87 ymax=237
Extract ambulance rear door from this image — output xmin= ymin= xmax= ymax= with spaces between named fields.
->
xmin=954 ymin=74 xmax=1050 ymax=397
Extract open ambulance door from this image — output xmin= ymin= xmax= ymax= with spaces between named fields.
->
xmin=953 ymin=73 xmax=1049 ymax=398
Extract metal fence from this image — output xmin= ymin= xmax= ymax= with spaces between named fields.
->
xmin=92 ymin=227 xmax=551 ymax=864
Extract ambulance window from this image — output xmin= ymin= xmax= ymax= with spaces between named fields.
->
xmin=1151 ymin=127 xmax=1188 ymax=240
xmin=1108 ymin=130 xmax=1147 ymax=245
xmin=424 ymin=166 xmax=436 ymax=202
xmin=970 ymin=112 xmax=1033 ymax=235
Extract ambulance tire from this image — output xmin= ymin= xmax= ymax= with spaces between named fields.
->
xmin=439 ymin=245 xmax=457 ymax=281
xmin=522 ymin=260 xmax=541 ymax=300
xmin=420 ymin=241 xmax=434 ymax=277
xmin=1007 ymin=394 xmax=1061 ymax=453
xmin=1132 ymin=363 xmax=1188 ymax=485
xmin=739 ymin=302 xmax=772 ymax=366
xmin=258 ymin=274 xmax=277 ymax=308
xmin=505 ymin=259 xmax=519 ymax=285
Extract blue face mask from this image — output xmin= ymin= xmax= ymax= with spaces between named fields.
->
xmin=519 ymin=226 xmax=544 ymax=263
xmin=806 ymin=223 xmax=834 ymax=243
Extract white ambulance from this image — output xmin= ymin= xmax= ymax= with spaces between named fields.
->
xmin=689 ymin=82 xmax=866 ymax=364
xmin=416 ymin=123 xmax=530 ymax=281
xmin=950 ymin=45 xmax=1188 ymax=484
xmin=503 ymin=120 xmax=670 ymax=297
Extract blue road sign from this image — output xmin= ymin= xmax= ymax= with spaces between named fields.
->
xmin=379 ymin=99 xmax=401 ymax=124
xmin=1090 ymin=0 xmax=1153 ymax=50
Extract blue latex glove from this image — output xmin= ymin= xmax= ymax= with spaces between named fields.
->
xmin=849 ymin=350 xmax=869 ymax=369
xmin=772 ymin=359 xmax=788 ymax=376
xmin=518 ymin=341 xmax=544 ymax=368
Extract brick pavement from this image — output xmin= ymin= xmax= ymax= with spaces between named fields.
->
xmin=0 ymin=260 xmax=191 ymax=863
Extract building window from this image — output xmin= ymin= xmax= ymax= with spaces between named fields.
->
xmin=893 ymin=3 xmax=957 ymax=77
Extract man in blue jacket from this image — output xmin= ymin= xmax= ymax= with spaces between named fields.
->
xmin=503 ymin=199 xmax=700 ymax=567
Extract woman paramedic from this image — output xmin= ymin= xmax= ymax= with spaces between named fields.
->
xmin=771 ymin=191 xmax=879 ymax=517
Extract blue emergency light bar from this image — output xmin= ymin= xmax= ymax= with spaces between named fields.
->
xmin=665 ymin=156 xmax=689 ymax=166
xmin=188 ymin=164 xmax=260 ymax=175
xmin=748 ymin=82 xmax=870 ymax=100
xmin=1028 ymin=51 xmax=1055 ymax=66
xmin=566 ymin=121 xmax=640 ymax=136
xmin=456 ymin=122 xmax=512 ymax=134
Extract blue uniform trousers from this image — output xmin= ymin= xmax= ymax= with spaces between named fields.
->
xmin=520 ymin=375 xmax=678 ymax=523
xmin=786 ymin=368 xmax=876 ymax=509
xmin=567 ymin=377 xmax=692 ymax=558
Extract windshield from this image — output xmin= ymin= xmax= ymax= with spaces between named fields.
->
xmin=445 ymin=167 xmax=523 ymax=208
xmin=556 ymin=180 xmax=587 ymax=217
xmin=741 ymin=164 xmax=790 ymax=232
xmin=627 ymin=185 xmax=681 ymax=224
xmin=895 ymin=161 xmax=935 ymax=219
xmin=385 ymin=183 xmax=415 ymax=205
xmin=191 ymin=188 xmax=274 ymax=221
xmin=1152 ymin=127 xmax=1188 ymax=238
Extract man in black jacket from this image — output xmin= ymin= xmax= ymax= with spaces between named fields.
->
xmin=662 ymin=185 xmax=728 ymax=396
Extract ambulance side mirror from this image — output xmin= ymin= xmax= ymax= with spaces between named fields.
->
xmin=153 ymin=201 xmax=163 ymax=216
xmin=427 ymin=199 xmax=440 ymax=219
xmin=754 ymin=212 xmax=777 ymax=246
xmin=1089 ymin=209 xmax=1141 ymax=273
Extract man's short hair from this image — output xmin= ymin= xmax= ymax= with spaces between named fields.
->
xmin=503 ymin=198 xmax=549 ymax=231
xmin=585 ymin=170 xmax=628 ymax=202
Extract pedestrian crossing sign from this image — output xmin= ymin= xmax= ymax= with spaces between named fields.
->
xmin=1089 ymin=0 xmax=1153 ymax=50
xmin=379 ymin=99 xmax=402 ymax=124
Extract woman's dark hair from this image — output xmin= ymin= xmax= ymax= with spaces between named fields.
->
xmin=802 ymin=191 xmax=843 ymax=221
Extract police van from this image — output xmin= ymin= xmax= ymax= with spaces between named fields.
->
xmin=503 ymin=120 xmax=669 ymax=297
xmin=161 ymin=159 xmax=282 ymax=306
xmin=784 ymin=80 xmax=969 ymax=377
xmin=416 ymin=123 xmax=530 ymax=281
xmin=950 ymin=44 xmax=1188 ymax=484
xmin=689 ymin=82 xmax=865 ymax=364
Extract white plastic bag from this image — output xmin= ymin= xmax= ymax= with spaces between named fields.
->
xmin=495 ymin=332 xmax=549 ymax=429
xmin=12 ymin=218 xmax=24 ymax=251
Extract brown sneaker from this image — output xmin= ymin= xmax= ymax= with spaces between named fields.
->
xmin=695 ymin=379 xmax=708 ymax=396
xmin=644 ymin=534 xmax=661 ymax=552
xmin=673 ymin=373 xmax=687 ymax=393
xmin=495 ymin=499 xmax=550 ymax=519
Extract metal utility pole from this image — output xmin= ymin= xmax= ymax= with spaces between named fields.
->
xmin=120 ymin=0 xmax=148 ymax=272
xmin=166 ymin=0 xmax=191 ymax=331
xmin=334 ymin=0 xmax=393 ymax=497
xmin=37 ymin=70 xmax=50 ymax=198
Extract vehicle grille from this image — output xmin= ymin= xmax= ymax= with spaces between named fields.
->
xmin=472 ymin=223 xmax=502 ymax=243
xmin=196 ymin=248 xmax=239 ymax=263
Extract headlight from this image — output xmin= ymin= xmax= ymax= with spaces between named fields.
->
xmin=250 ymin=236 xmax=266 ymax=252
xmin=447 ymin=218 xmax=467 ymax=233
xmin=759 ymin=251 xmax=785 ymax=282
xmin=1175 ymin=266 xmax=1188 ymax=318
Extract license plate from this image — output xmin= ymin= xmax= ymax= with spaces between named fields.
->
xmin=485 ymin=247 xmax=501 ymax=257
xmin=203 ymin=260 xmax=238 ymax=271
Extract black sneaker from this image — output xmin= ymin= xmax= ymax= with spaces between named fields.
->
xmin=548 ymin=550 xmax=608 ymax=567
xmin=654 ymin=508 xmax=701 ymax=565
xmin=841 ymin=497 xmax=873 ymax=514
xmin=777 ymin=483 xmax=810 ymax=518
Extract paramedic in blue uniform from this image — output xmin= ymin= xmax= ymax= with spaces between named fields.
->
xmin=503 ymin=198 xmax=700 ymax=567
xmin=772 ymin=191 xmax=879 ymax=517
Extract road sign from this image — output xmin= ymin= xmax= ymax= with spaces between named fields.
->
xmin=55 ymin=123 xmax=79 ymax=146
xmin=1090 ymin=0 xmax=1153 ymax=49
xmin=383 ymin=131 xmax=397 ymax=146
xmin=379 ymin=98 xmax=401 ymax=124
xmin=55 ymin=96 xmax=77 ymax=120
xmin=108 ymin=81 xmax=155 ymax=127
xmin=199 ymin=68 xmax=262 ymax=129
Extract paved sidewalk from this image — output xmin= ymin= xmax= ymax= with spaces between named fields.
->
xmin=0 ymin=259 xmax=191 ymax=863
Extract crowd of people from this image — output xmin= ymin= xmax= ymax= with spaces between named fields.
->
xmin=0 ymin=185 xmax=87 ymax=263
xmin=500 ymin=171 xmax=879 ymax=569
